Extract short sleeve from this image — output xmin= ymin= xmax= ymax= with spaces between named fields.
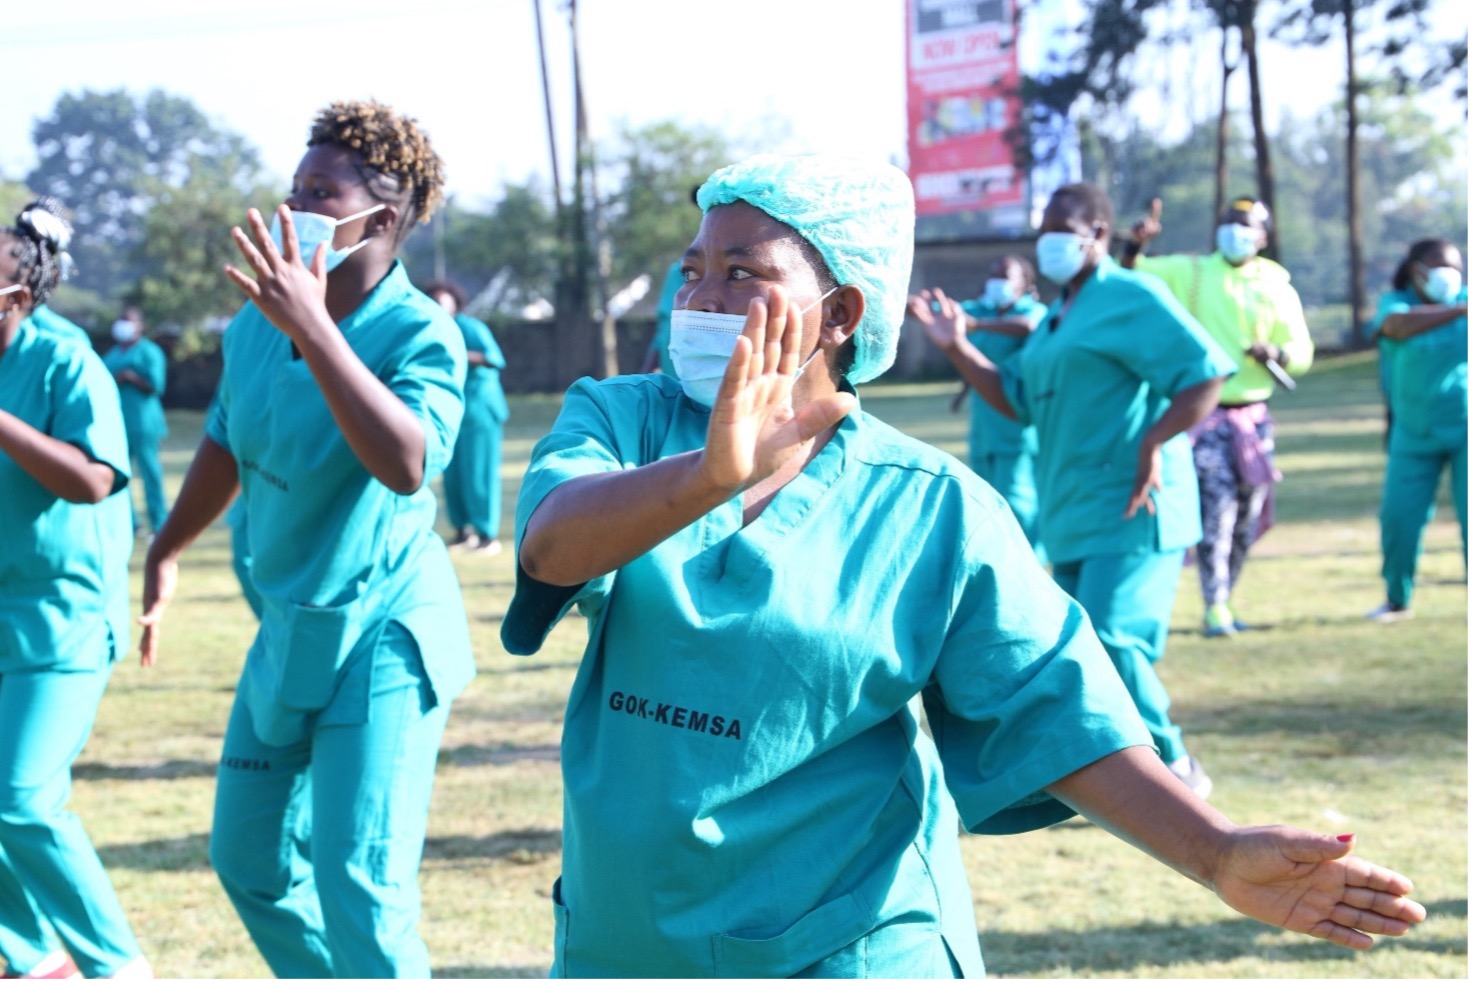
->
xmin=502 ymin=378 xmax=628 ymax=655
xmin=205 ymin=314 xmax=242 ymax=452
xmin=386 ymin=314 xmax=467 ymax=483
xmin=1107 ymin=278 xmax=1236 ymax=397
xmin=51 ymin=348 xmax=131 ymax=491
xmin=1369 ymin=290 xmax=1413 ymax=338
xmin=924 ymin=508 xmax=1153 ymax=834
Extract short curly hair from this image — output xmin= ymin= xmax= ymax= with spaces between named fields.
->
xmin=308 ymin=99 xmax=445 ymax=244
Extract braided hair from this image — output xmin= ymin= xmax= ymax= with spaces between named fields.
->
xmin=308 ymin=100 xmax=445 ymax=246
xmin=1 ymin=197 xmax=74 ymax=308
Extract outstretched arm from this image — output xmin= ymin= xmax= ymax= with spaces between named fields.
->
xmin=1048 ymin=746 xmax=1425 ymax=950
xmin=907 ymin=288 xmax=1018 ymax=420
xmin=1380 ymin=303 xmax=1468 ymax=341
xmin=520 ymin=287 xmax=854 ymax=587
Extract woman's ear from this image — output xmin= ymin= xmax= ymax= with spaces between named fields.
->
xmin=370 ymin=205 xmax=401 ymax=237
xmin=820 ymin=285 xmax=865 ymax=349
xmin=0 ymin=284 xmax=33 ymax=320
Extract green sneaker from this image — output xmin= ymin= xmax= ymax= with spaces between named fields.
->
xmin=1203 ymin=602 xmax=1237 ymax=638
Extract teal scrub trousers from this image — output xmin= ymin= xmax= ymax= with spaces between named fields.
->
xmin=0 ymin=665 xmax=144 ymax=977
xmin=1379 ymin=438 xmax=1468 ymax=608
xmin=209 ymin=623 xmax=450 ymax=978
xmin=127 ymin=433 xmax=168 ymax=534
xmin=442 ymin=402 xmax=504 ymax=542
xmin=971 ymin=448 xmax=1046 ymax=563
xmin=1052 ymin=550 xmax=1190 ymax=765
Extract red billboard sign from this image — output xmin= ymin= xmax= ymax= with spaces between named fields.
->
xmin=906 ymin=0 xmax=1026 ymax=228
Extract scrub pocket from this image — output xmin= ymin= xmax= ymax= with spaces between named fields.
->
xmin=713 ymin=892 xmax=873 ymax=979
xmin=243 ymin=584 xmax=379 ymax=745
xmin=549 ymin=877 xmax=569 ymax=978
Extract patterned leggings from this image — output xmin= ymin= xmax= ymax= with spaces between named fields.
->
xmin=1193 ymin=416 xmax=1273 ymax=606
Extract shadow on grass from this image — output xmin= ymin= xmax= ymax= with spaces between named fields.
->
xmin=96 ymin=833 xmax=210 ymax=872
xmin=978 ymin=902 xmax=1467 ymax=976
xmin=1182 ymin=696 xmax=1466 ymax=755
xmin=434 ymin=966 xmax=547 ymax=979
xmin=74 ymin=759 xmax=217 ymax=781
xmin=424 ymin=827 xmax=562 ymax=864
xmin=438 ymin=743 xmax=560 ymax=767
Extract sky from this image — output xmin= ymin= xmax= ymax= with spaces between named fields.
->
xmin=4 ymin=0 xmax=1465 ymax=209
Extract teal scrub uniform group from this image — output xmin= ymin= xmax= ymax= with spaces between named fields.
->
xmin=442 ymin=311 xmax=510 ymax=541
xmin=1002 ymin=257 xmax=1237 ymax=765
xmin=1371 ymin=287 xmax=1468 ymax=608
xmin=503 ymin=374 xmax=1154 ymax=978
xmin=102 ymin=336 xmax=170 ymax=533
xmin=205 ymin=261 xmax=476 ymax=977
xmin=0 ymin=321 xmax=144 ymax=978
xmin=957 ymin=293 xmax=1047 ymax=555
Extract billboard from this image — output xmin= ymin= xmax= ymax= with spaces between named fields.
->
xmin=906 ymin=0 xmax=1028 ymax=238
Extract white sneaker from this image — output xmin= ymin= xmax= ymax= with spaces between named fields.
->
xmin=103 ymin=956 xmax=152 ymax=981
xmin=1366 ymin=602 xmax=1413 ymax=624
xmin=1167 ymin=756 xmax=1214 ymax=799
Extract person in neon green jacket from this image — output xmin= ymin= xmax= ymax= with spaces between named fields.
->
xmin=0 ymin=198 xmax=151 ymax=980
xmin=102 ymin=308 xmax=169 ymax=535
xmin=1366 ymin=238 xmax=1467 ymax=622
xmin=1122 ymin=197 xmax=1314 ymax=637
xmin=138 ymin=100 xmax=473 ymax=978
xmin=504 ymin=157 xmax=1423 ymax=977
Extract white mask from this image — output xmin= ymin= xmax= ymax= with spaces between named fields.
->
xmin=269 ymin=203 xmax=385 ymax=272
xmin=1418 ymin=264 xmax=1463 ymax=305
xmin=111 ymin=319 xmax=137 ymax=343
xmin=982 ymin=278 xmax=1017 ymax=309
xmin=0 ymin=284 xmax=20 ymax=299
xmin=668 ymin=287 xmax=838 ymax=408
xmin=1216 ymin=223 xmax=1261 ymax=264
xmin=1036 ymin=233 xmax=1095 ymax=285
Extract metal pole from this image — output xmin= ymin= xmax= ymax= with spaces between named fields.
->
xmin=532 ymin=0 xmax=563 ymax=206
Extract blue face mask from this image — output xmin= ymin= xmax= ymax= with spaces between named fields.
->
xmin=1216 ymin=223 xmax=1261 ymax=264
xmin=269 ymin=203 xmax=385 ymax=272
xmin=982 ymin=278 xmax=1017 ymax=309
xmin=1417 ymin=264 xmax=1463 ymax=305
xmin=1036 ymin=233 xmax=1095 ymax=285
xmin=668 ymin=287 xmax=838 ymax=408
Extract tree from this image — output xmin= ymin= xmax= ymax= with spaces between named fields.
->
xmin=28 ymin=89 xmax=264 ymax=304
xmin=131 ymin=153 xmax=282 ymax=341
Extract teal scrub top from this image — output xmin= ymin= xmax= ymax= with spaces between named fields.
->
xmin=453 ymin=312 xmax=510 ymax=422
xmin=30 ymin=304 xmax=91 ymax=345
xmin=0 ymin=319 xmax=133 ymax=671
xmin=1371 ymin=286 xmax=1468 ymax=452
xmin=503 ymin=374 xmax=1153 ymax=978
xmin=1004 ymin=257 xmax=1237 ymax=564
xmin=958 ymin=293 xmax=1046 ymax=456
xmin=207 ymin=262 xmax=475 ymax=740
xmin=649 ymin=260 xmax=683 ymax=379
xmin=102 ymin=336 xmax=168 ymax=442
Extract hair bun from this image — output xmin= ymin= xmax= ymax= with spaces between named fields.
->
xmin=19 ymin=205 xmax=72 ymax=252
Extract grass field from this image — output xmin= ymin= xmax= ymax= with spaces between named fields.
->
xmin=68 ymin=351 xmax=1467 ymax=978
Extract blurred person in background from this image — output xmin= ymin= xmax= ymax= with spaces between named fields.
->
xmin=102 ymin=306 xmax=169 ymax=537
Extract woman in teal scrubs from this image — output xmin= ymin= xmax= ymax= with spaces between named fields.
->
xmin=0 ymin=199 xmax=150 ymax=979
xmin=138 ymin=100 xmax=474 ymax=978
xmin=503 ymin=155 xmax=1422 ymax=977
xmin=909 ymin=254 xmax=1048 ymax=557
xmin=102 ymin=309 xmax=169 ymax=535
xmin=922 ymin=183 xmax=1234 ymax=800
xmin=425 ymin=280 xmax=510 ymax=554
xmin=1367 ymin=238 xmax=1467 ymax=622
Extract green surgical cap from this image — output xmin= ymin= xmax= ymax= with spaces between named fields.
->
xmin=696 ymin=154 xmax=915 ymax=385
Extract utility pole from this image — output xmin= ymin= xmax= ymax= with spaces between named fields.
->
xmin=571 ymin=0 xmax=619 ymax=378
xmin=1344 ymin=0 xmax=1367 ymax=345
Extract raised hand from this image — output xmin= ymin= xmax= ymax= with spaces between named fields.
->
xmin=1213 ymin=828 xmax=1425 ymax=950
xmin=698 ymin=286 xmax=855 ymax=494
xmin=224 ymin=206 xmax=332 ymax=345
xmin=907 ymin=288 xmax=968 ymax=352
xmin=1131 ymin=197 xmax=1163 ymax=246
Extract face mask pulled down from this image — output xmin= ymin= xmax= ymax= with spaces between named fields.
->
xmin=269 ymin=204 xmax=385 ymax=273
xmin=668 ymin=287 xmax=839 ymax=408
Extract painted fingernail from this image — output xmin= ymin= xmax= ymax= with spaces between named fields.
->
xmin=1337 ymin=833 xmax=1355 ymax=842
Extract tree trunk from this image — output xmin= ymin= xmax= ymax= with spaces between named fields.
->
xmin=1345 ymin=0 xmax=1368 ymax=346
xmin=552 ymin=0 xmax=600 ymax=387
xmin=1240 ymin=1 xmax=1279 ymax=259
xmin=1214 ymin=24 xmax=1235 ymax=250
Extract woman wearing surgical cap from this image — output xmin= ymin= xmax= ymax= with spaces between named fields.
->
xmin=924 ymin=182 xmax=1236 ymax=800
xmin=138 ymin=100 xmax=473 ymax=977
xmin=0 ymin=199 xmax=150 ymax=979
xmin=503 ymin=157 xmax=1424 ymax=977
xmin=102 ymin=307 xmax=170 ymax=536
xmin=1366 ymin=238 xmax=1467 ymax=623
